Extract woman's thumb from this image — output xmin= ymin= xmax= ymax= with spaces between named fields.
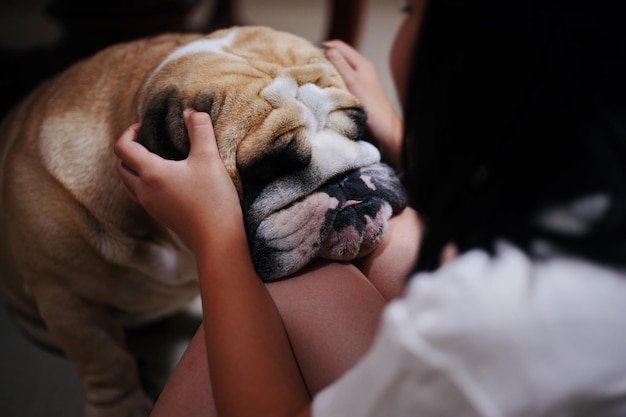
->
xmin=184 ymin=109 xmax=218 ymax=157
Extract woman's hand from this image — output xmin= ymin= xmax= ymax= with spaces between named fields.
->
xmin=323 ymin=39 xmax=403 ymax=172
xmin=117 ymin=110 xmax=312 ymax=417
xmin=114 ymin=109 xmax=244 ymax=252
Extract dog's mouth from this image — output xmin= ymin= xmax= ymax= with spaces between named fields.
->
xmin=244 ymin=163 xmax=407 ymax=281
xmin=312 ymin=164 xmax=407 ymax=259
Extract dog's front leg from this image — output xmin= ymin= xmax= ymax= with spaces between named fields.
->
xmin=30 ymin=279 xmax=153 ymax=417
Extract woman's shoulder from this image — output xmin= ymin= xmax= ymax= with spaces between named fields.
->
xmin=402 ymin=241 xmax=626 ymax=319
xmin=389 ymin=241 xmax=626 ymax=415
xmin=398 ymin=241 xmax=626 ymax=347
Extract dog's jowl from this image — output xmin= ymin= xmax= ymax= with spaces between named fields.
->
xmin=0 ymin=26 xmax=406 ymax=417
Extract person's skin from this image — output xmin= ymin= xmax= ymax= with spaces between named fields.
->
xmin=145 ymin=206 xmax=420 ymax=417
xmin=114 ymin=1 xmax=426 ymax=416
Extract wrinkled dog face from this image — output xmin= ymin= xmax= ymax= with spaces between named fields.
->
xmin=138 ymin=26 xmax=407 ymax=280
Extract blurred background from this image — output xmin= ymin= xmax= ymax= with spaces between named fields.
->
xmin=0 ymin=0 xmax=403 ymax=415
xmin=0 ymin=0 xmax=403 ymax=119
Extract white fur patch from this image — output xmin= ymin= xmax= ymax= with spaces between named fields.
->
xmin=310 ymin=130 xmax=380 ymax=175
xmin=297 ymin=82 xmax=335 ymax=130
xmin=261 ymin=76 xmax=335 ymax=130
xmin=146 ymin=29 xmax=241 ymax=87
xmin=260 ymin=76 xmax=298 ymax=106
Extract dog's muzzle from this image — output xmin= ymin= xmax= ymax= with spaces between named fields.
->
xmin=244 ymin=155 xmax=407 ymax=281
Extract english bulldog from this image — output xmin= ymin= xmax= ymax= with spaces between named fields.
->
xmin=0 ymin=26 xmax=407 ymax=417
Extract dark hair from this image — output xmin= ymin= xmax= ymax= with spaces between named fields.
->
xmin=403 ymin=0 xmax=626 ymax=271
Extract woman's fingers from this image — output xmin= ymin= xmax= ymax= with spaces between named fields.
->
xmin=324 ymin=45 xmax=356 ymax=80
xmin=113 ymin=123 xmax=158 ymax=175
xmin=323 ymin=40 xmax=378 ymax=99
xmin=116 ymin=159 xmax=141 ymax=201
xmin=114 ymin=111 xmax=224 ymax=205
xmin=183 ymin=109 xmax=219 ymax=160
xmin=322 ymin=40 xmax=365 ymax=69
xmin=114 ymin=123 xmax=146 ymax=200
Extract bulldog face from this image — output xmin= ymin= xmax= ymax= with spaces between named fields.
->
xmin=137 ymin=26 xmax=407 ymax=281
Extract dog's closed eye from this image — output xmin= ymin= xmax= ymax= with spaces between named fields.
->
xmin=239 ymin=129 xmax=312 ymax=185
xmin=326 ymin=107 xmax=367 ymax=142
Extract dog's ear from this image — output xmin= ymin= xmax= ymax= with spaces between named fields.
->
xmin=137 ymin=87 xmax=189 ymax=160
xmin=192 ymin=87 xmax=221 ymax=121
xmin=345 ymin=107 xmax=367 ymax=141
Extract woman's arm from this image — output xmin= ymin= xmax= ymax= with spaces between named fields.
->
xmin=195 ymin=225 xmax=310 ymax=417
xmin=115 ymin=111 xmax=310 ymax=417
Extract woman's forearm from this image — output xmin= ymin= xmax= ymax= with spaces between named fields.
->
xmin=195 ymin=229 xmax=311 ymax=417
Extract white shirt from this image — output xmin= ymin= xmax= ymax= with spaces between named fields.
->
xmin=313 ymin=242 xmax=626 ymax=417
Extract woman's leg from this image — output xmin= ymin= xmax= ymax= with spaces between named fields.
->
xmin=150 ymin=261 xmax=388 ymax=416
xmin=150 ymin=209 xmax=421 ymax=416
xmin=353 ymin=207 xmax=422 ymax=300
xmin=269 ymin=207 xmax=422 ymax=392
xmin=265 ymin=260 xmax=388 ymax=394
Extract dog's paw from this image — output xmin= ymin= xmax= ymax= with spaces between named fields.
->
xmin=83 ymin=389 xmax=153 ymax=417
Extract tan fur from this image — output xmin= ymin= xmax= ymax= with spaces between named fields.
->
xmin=0 ymin=26 xmax=360 ymax=417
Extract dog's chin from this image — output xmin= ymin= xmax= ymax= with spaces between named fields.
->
xmin=249 ymin=163 xmax=407 ymax=282
xmin=250 ymin=192 xmax=393 ymax=281
xmin=317 ymin=202 xmax=392 ymax=260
